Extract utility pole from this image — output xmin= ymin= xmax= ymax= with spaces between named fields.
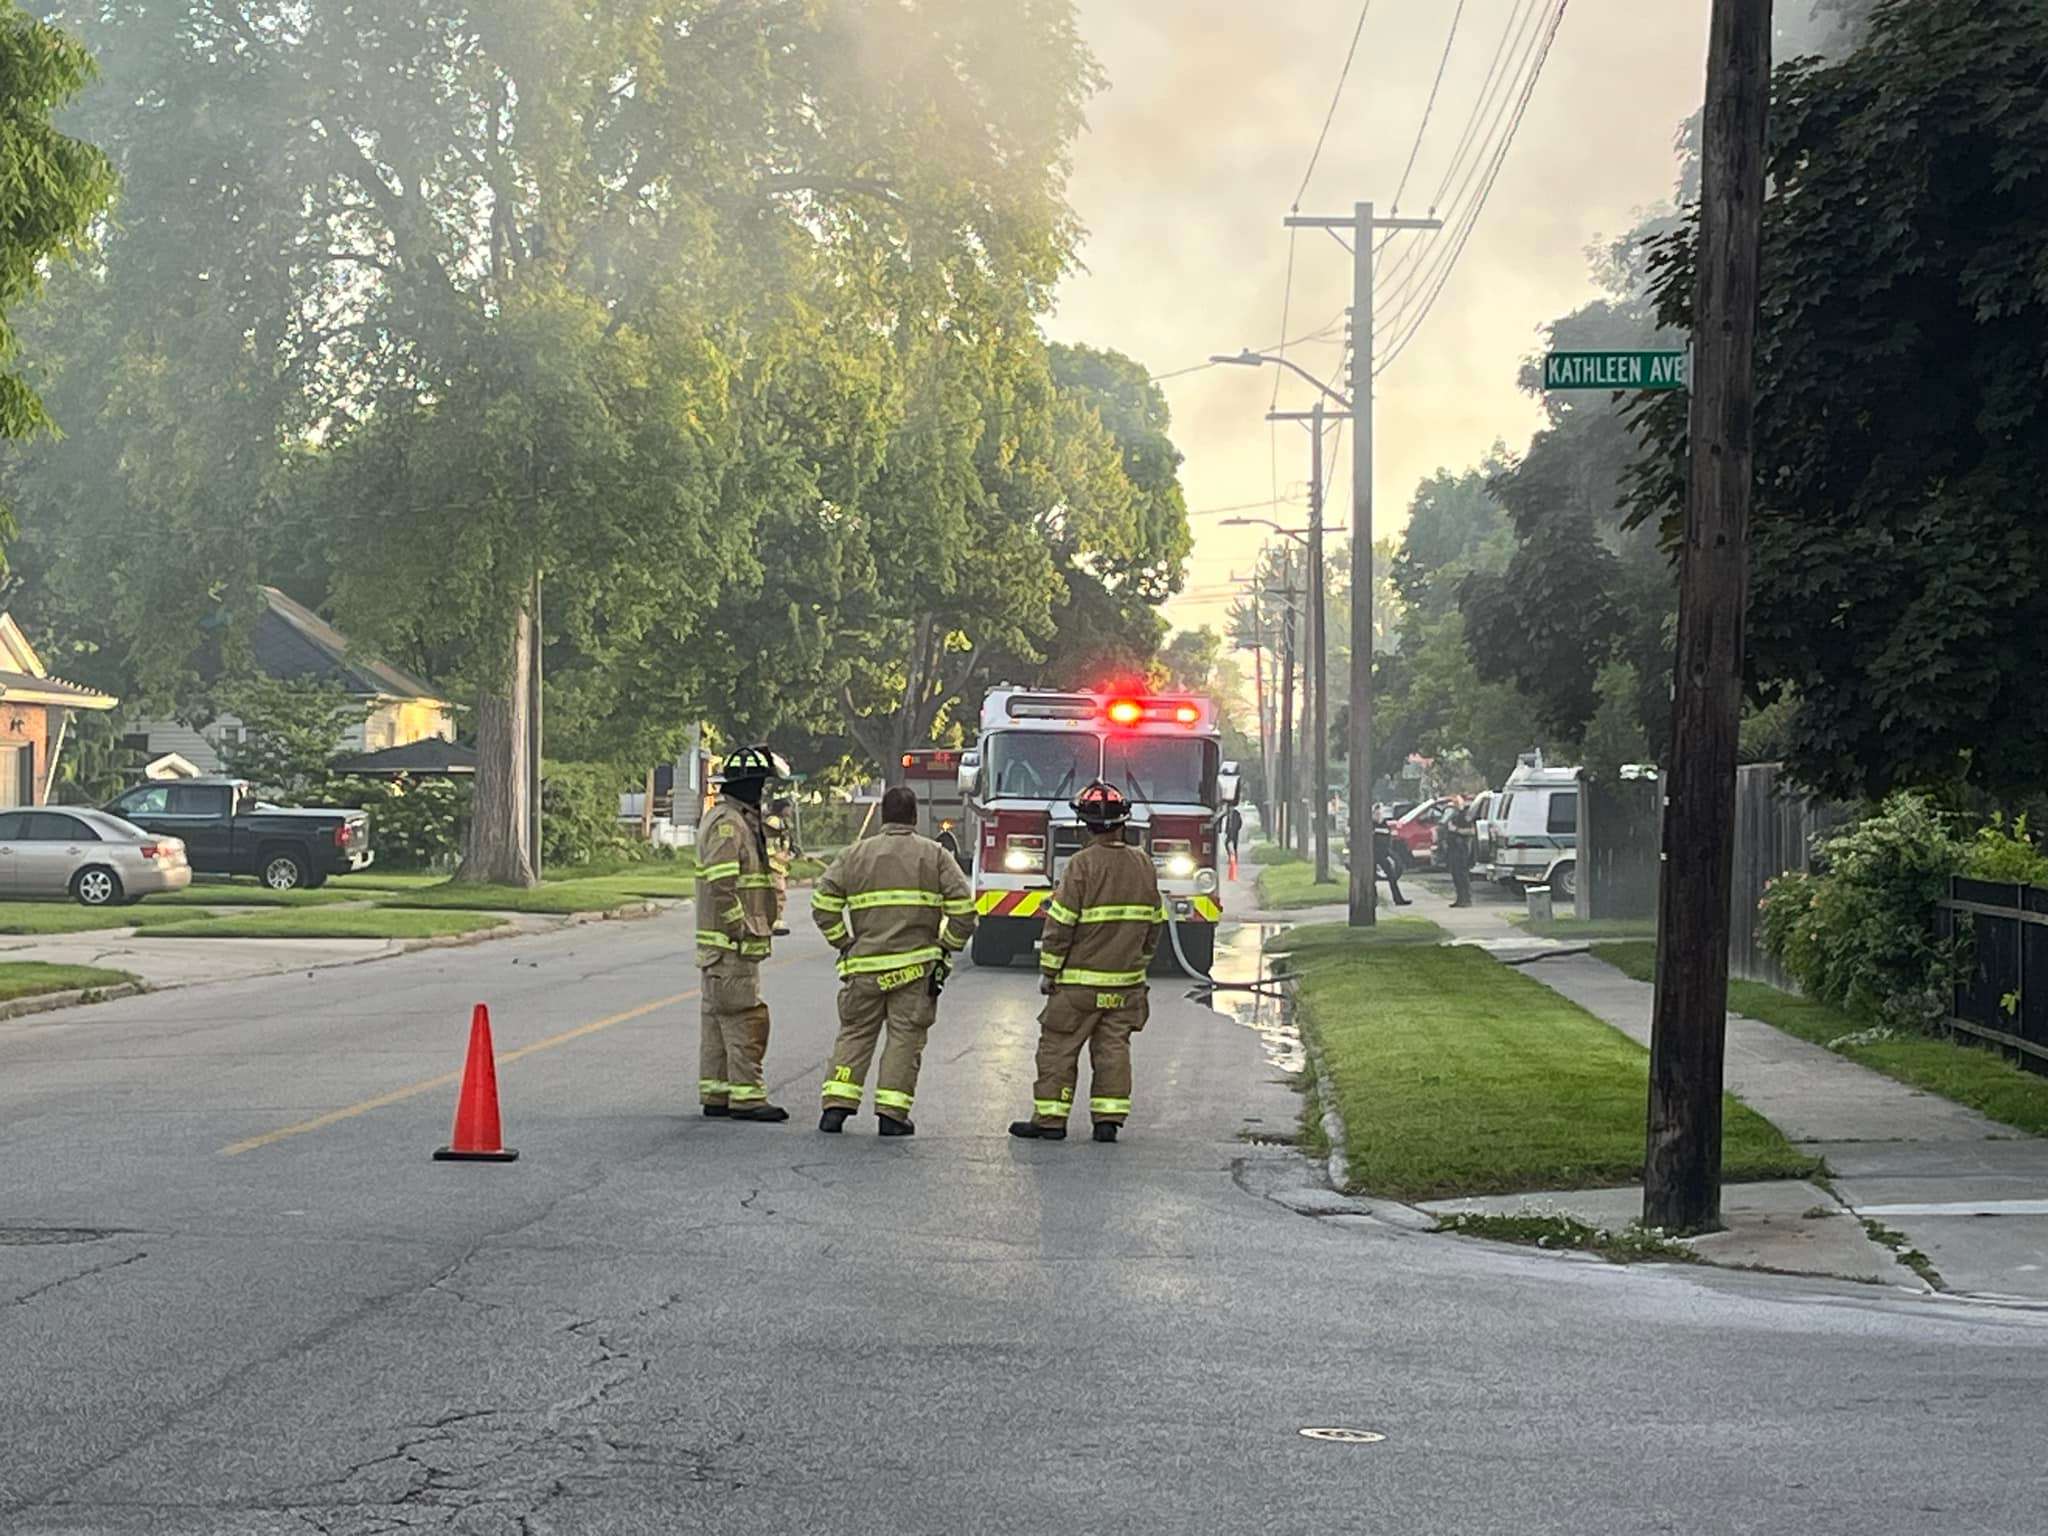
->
xmin=1277 ymin=562 xmax=1296 ymax=854
xmin=1310 ymin=399 xmax=1332 ymax=885
xmin=1286 ymin=202 xmax=1441 ymax=924
xmin=1644 ymin=0 xmax=1773 ymax=1234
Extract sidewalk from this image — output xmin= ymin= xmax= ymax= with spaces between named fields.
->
xmin=1529 ymin=951 xmax=2048 ymax=1303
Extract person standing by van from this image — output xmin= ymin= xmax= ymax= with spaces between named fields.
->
xmin=1444 ymin=797 xmax=1475 ymax=908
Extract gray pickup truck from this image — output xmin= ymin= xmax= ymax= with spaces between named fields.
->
xmin=104 ymin=777 xmax=373 ymax=890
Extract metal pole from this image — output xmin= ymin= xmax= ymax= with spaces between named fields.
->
xmin=1349 ymin=202 xmax=1376 ymax=925
xmin=529 ymin=571 xmax=544 ymax=879
xmin=1311 ymin=400 xmax=1331 ymax=886
xmin=1253 ymin=637 xmax=1272 ymax=838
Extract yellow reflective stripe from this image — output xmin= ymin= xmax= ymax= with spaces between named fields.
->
xmin=728 ymin=1083 xmax=767 ymax=1103
xmin=697 ymin=930 xmax=736 ymax=950
xmin=699 ymin=1078 xmax=730 ymax=1094
xmin=874 ymin=1089 xmax=913 ymax=1111
xmin=974 ymin=890 xmax=1005 ymax=915
xmin=1190 ymin=895 xmax=1223 ymax=922
xmin=1046 ymin=899 xmax=1079 ymax=925
xmin=736 ymin=873 xmax=777 ymax=890
xmin=811 ymin=892 xmax=849 ymax=912
xmin=697 ymin=861 xmax=741 ymax=882
xmin=1059 ymin=967 xmax=1146 ymax=988
xmin=846 ymin=888 xmax=943 ymax=910
xmin=1090 ymin=1096 xmax=1131 ymax=1115
xmin=942 ymin=897 xmax=976 ymax=916
xmin=1077 ymin=904 xmax=1163 ymax=923
xmin=1011 ymin=891 xmax=1048 ymax=916
xmin=839 ymin=946 xmax=943 ymax=976
xmin=821 ymin=1079 xmax=864 ymax=1102
xmin=1038 ymin=949 xmax=1063 ymax=970
xmin=722 ymin=903 xmax=745 ymax=923
xmin=1032 ymin=1099 xmax=1070 ymax=1118
xmin=739 ymin=938 xmax=771 ymax=958
xmin=821 ymin=922 xmax=849 ymax=945
xmin=939 ymin=931 xmax=967 ymax=952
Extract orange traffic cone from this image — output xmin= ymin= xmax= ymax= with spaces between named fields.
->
xmin=1228 ymin=854 xmax=1239 ymax=882
xmin=434 ymin=1003 xmax=519 ymax=1162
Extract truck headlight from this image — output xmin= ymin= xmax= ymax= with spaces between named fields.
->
xmin=1003 ymin=835 xmax=1045 ymax=873
xmin=1155 ymin=839 xmax=1195 ymax=880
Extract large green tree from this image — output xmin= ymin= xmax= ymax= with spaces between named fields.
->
xmin=10 ymin=0 xmax=1106 ymax=880
xmin=0 ymin=4 xmax=112 ymax=491
xmin=1628 ymin=0 xmax=2048 ymax=798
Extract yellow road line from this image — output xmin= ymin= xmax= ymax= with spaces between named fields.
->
xmin=219 ymin=988 xmax=698 ymax=1157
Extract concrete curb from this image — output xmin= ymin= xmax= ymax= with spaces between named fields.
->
xmin=397 ymin=899 xmax=665 ymax=954
xmin=0 ymin=981 xmax=149 ymax=1022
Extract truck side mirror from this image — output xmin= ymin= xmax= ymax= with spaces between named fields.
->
xmin=957 ymin=751 xmax=980 ymax=798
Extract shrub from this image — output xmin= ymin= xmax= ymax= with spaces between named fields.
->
xmin=325 ymin=775 xmax=468 ymax=870
xmin=541 ymin=761 xmax=633 ymax=869
xmin=1758 ymin=792 xmax=1963 ymax=1031
xmin=1961 ymin=814 xmax=2048 ymax=886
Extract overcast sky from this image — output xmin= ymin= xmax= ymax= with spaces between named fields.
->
xmin=1044 ymin=0 xmax=1720 ymax=635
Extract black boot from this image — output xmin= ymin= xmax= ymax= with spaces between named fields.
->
xmin=728 ymin=1103 xmax=790 ymax=1123
xmin=1092 ymin=1122 xmax=1120 ymax=1143
xmin=877 ymin=1116 xmax=916 ymax=1138
xmin=1009 ymin=1121 xmax=1067 ymax=1140
xmin=819 ymin=1106 xmax=852 ymax=1134
xmin=702 ymin=1104 xmax=731 ymax=1118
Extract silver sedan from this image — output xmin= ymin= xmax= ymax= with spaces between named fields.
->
xmin=0 ymin=806 xmax=193 ymax=906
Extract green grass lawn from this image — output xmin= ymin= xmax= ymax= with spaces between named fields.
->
xmin=372 ymin=879 xmax=658 ymax=914
xmin=1290 ymin=937 xmax=1816 ymax=1201
xmin=0 ymin=961 xmax=137 ymax=1001
xmin=1507 ymin=914 xmax=1659 ymax=940
xmin=1594 ymin=942 xmax=2048 ymax=1138
xmin=146 ymin=882 xmax=357 ymax=908
xmin=1267 ymin=918 xmax=1447 ymax=952
xmin=148 ymin=908 xmax=508 ymax=940
xmin=1256 ymin=860 xmax=1352 ymax=910
xmin=0 ymin=903 xmax=200 ymax=935
xmin=542 ymin=853 xmax=696 ymax=884
xmin=1247 ymin=843 xmax=1304 ymax=866
xmin=326 ymin=870 xmax=452 ymax=892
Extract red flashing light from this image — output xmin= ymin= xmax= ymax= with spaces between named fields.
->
xmin=1107 ymin=699 xmax=1143 ymax=726
xmin=1174 ymin=704 xmax=1200 ymax=724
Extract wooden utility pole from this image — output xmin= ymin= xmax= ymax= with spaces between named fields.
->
xmin=1644 ymin=0 xmax=1773 ymax=1234
xmin=1277 ymin=565 xmax=1296 ymax=853
xmin=1309 ymin=399 xmax=1332 ymax=886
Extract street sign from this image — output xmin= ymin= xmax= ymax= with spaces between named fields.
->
xmin=1543 ymin=350 xmax=1688 ymax=392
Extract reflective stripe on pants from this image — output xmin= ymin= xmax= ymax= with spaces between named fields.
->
xmin=699 ymin=955 xmax=770 ymax=1105
xmin=821 ymin=973 xmax=938 ymax=1121
xmin=1030 ymin=986 xmax=1147 ymax=1125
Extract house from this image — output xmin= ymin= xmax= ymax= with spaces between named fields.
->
xmin=0 ymin=614 xmax=119 ymax=807
xmin=127 ymin=587 xmax=456 ymax=774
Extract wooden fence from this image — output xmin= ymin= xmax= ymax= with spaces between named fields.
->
xmin=1728 ymin=764 xmax=1852 ymax=988
xmin=1576 ymin=775 xmax=1661 ymax=922
xmin=1935 ymin=879 xmax=2048 ymax=1076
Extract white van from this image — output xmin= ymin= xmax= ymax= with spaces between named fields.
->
xmin=1488 ymin=765 xmax=1580 ymax=901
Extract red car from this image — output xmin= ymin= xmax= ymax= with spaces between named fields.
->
xmin=1386 ymin=798 xmax=1456 ymax=870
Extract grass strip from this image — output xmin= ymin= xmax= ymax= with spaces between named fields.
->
xmin=1506 ymin=914 xmax=1658 ymax=940
xmin=1289 ymin=937 xmax=1816 ymax=1201
xmin=372 ymin=879 xmax=654 ymax=915
xmin=1256 ymin=861 xmax=1353 ymax=910
xmin=0 ymin=961 xmax=137 ymax=1001
xmin=1246 ymin=843 xmax=1304 ymax=866
xmin=1592 ymin=941 xmax=2048 ymax=1137
xmin=0 ymin=904 xmax=198 ymax=935
xmin=147 ymin=909 xmax=505 ymax=940
xmin=326 ymin=871 xmax=454 ymax=892
xmin=147 ymin=882 xmax=356 ymax=908
xmin=1266 ymin=918 xmax=1446 ymax=952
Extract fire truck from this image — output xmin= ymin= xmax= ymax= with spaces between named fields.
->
xmin=897 ymin=748 xmax=970 ymax=868
xmin=955 ymin=686 xmax=1228 ymax=973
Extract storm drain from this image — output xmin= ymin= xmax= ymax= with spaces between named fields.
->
xmin=0 ymin=1227 xmax=120 ymax=1246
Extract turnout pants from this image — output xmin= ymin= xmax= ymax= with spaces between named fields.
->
xmin=1032 ymin=986 xmax=1148 ymax=1127
xmin=699 ymin=955 xmax=771 ymax=1108
xmin=822 ymin=973 xmax=937 ymax=1122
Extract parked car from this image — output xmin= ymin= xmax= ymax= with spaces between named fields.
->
xmin=0 ymin=806 xmax=192 ymax=906
xmin=1387 ymin=798 xmax=1456 ymax=871
xmin=1488 ymin=766 xmax=1580 ymax=900
xmin=1466 ymin=790 xmax=1499 ymax=871
xmin=104 ymin=778 xmax=372 ymax=890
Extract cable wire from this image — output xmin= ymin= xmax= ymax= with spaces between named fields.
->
xmin=1292 ymin=0 xmax=1378 ymax=211
xmin=1390 ymin=0 xmax=1468 ymax=214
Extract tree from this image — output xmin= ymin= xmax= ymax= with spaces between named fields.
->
xmin=12 ymin=0 xmax=1109 ymax=882
xmin=0 ymin=4 xmax=113 ymax=517
xmin=215 ymin=677 xmax=368 ymax=799
xmin=1628 ymin=0 xmax=2048 ymax=798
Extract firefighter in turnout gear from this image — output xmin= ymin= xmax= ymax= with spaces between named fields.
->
xmin=695 ymin=745 xmax=790 ymax=1123
xmin=810 ymin=786 xmax=977 ymax=1137
xmin=1010 ymin=781 xmax=1164 ymax=1144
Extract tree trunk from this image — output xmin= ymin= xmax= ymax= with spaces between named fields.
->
xmin=458 ymin=604 xmax=538 ymax=887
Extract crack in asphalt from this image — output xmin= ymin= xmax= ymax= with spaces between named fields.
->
xmin=7 ymin=1248 xmax=148 ymax=1306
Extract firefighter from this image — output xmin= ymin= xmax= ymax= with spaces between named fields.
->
xmin=1010 ymin=781 xmax=1164 ymax=1144
xmin=765 ymin=794 xmax=798 ymax=936
xmin=810 ymin=785 xmax=976 ymax=1137
xmin=695 ymin=745 xmax=790 ymax=1123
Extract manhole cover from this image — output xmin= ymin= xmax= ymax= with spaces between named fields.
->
xmin=0 ymin=1227 xmax=116 ymax=1246
xmin=1299 ymin=1427 xmax=1387 ymax=1445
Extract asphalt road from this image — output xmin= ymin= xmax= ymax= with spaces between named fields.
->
xmin=4 ymin=910 xmax=2047 ymax=1535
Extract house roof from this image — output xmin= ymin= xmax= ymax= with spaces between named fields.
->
xmin=0 ymin=616 xmax=118 ymax=711
xmin=330 ymin=738 xmax=477 ymax=777
xmin=253 ymin=588 xmax=446 ymax=705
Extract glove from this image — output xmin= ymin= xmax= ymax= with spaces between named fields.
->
xmin=1039 ymin=973 xmax=1057 ymax=997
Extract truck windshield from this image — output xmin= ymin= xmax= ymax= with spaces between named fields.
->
xmin=1104 ymin=737 xmax=1217 ymax=806
xmin=987 ymin=732 xmax=1099 ymax=799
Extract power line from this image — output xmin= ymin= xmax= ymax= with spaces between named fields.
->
xmin=1390 ymin=0 xmax=1469 ymax=214
xmin=1377 ymin=0 xmax=1570 ymax=375
xmin=1293 ymin=1 xmax=1378 ymax=210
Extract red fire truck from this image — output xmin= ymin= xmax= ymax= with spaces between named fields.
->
xmin=956 ymin=686 xmax=1227 ymax=973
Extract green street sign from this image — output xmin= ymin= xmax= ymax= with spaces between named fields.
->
xmin=1543 ymin=350 xmax=1688 ymax=392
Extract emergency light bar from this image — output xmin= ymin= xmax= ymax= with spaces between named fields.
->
xmin=1005 ymin=694 xmax=1097 ymax=720
xmin=1105 ymin=697 xmax=1204 ymax=728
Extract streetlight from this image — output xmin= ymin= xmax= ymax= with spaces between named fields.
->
xmin=1209 ymin=350 xmax=1354 ymax=412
